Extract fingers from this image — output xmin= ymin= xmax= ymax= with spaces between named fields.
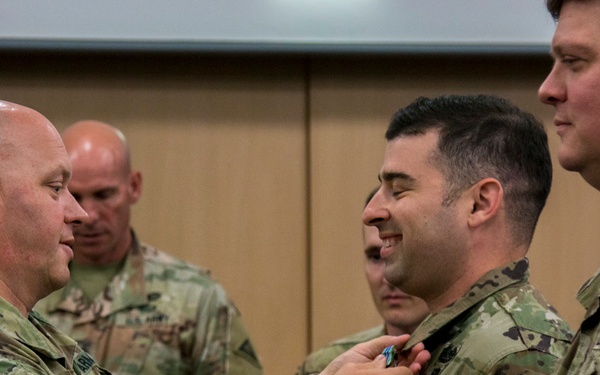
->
xmin=331 ymin=356 xmax=414 ymax=375
xmin=356 ymin=334 xmax=412 ymax=358
xmin=321 ymin=335 xmax=424 ymax=375
xmin=412 ymin=345 xmax=431 ymax=368
xmin=403 ymin=342 xmax=430 ymax=365
xmin=393 ymin=340 xmax=430 ymax=374
xmin=408 ymin=362 xmax=422 ymax=375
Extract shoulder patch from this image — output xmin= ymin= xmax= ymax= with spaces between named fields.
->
xmin=74 ymin=351 xmax=96 ymax=374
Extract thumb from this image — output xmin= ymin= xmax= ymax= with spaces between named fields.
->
xmin=372 ymin=355 xmax=387 ymax=368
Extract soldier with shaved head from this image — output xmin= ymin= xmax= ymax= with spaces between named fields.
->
xmin=35 ymin=120 xmax=262 ymax=375
xmin=0 ymin=101 xmax=109 ymax=374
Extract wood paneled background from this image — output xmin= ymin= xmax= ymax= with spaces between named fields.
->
xmin=0 ymin=52 xmax=597 ymax=375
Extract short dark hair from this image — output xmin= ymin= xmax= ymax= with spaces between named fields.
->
xmin=546 ymin=0 xmax=564 ymax=21
xmin=386 ymin=94 xmax=552 ymax=247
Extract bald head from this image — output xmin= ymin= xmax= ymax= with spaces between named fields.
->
xmin=0 ymin=99 xmax=37 ymax=123
xmin=0 ymin=101 xmax=67 ymax=181
xmin=62 ymin=120 xmax=142 ymax=266
xmin=0 ymin=100 xmax=87 ymax=314
xmin=62 ymin=120 xmax=132 ymax=177
xmin=0 ymin=100 xmax=30 ymax=124
xmin=0 ymin=101 xmax=62 ymax=150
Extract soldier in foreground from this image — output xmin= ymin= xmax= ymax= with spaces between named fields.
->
xmin=539 ymin=1 xmax=600 ymax=372
xmin=0 ymin=100 xmax=109 ymax=374
xmin=362 ymin=95 xmax=572 ymax=374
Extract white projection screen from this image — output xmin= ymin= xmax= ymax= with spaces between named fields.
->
xmin=0 ymin=0 xmax=556 ymax=54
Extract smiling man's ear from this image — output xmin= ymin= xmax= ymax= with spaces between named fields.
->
xmin=467 ymin=178 xmax=503 ymax=228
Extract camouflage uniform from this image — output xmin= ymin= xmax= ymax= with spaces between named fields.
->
xmin=296 ymin=325 xmax=385 ymax=375
xmin=553 ymin=269 xmax=600 ymax=375
xmin=0 ymin=296 xmax=110 ymax=374
xmin=404 ymin=258 xmax=572 ymax=374
xmin=35 ymin=232 xmax=262 ymax=375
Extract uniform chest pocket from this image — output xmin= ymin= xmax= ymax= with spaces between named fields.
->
xmin=105 ymin=312 xmax=188 ymax=375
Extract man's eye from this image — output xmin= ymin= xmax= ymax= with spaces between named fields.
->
xmin=95 ymin=190 xmax=114 ymax=200
xmin=561 ymin=56 xmax=581 ymax=66
xmin=50 ymin=185 xmax=64 ymax=194
xmin=392 ymin=190 xmax=405 ymax=198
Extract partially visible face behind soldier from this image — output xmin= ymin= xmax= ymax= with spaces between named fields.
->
xmin=363 ymin=223 xmax=429 ymax=335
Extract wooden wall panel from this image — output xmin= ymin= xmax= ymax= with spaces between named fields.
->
xmin=309 ymin=55 xmax=600 ymax=350
xmin=309 ymin=80 xmax=395 ymax=349
xmin=0 ymin=54 xmax=308 ymax=375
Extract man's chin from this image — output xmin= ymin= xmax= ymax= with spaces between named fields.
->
xmin=72 ymin=246 xmax=108 ymax=263
xmin=44 ymin=273 xmax=70 ymax=297
xmin=74 ymin=238 xmax=103 ymax=247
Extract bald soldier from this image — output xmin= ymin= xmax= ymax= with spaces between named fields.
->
xmin=35 ymin=120 xmax=263 ymax=375
xmin=0 ymin=101 xmax=109 ymax=374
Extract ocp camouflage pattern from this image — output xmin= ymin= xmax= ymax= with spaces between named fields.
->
xmin=553 ymin=268 xmax=600 ymax=375
xmin=0 ymin=296 xmax=110 ymax=374
xmin=35 ymin=232 xmax=262 ymax=375
xmin=404 ymin=258 xmax=573 ymax=374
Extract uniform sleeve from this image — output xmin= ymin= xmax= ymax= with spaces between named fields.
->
xmin=0 ymin=360 xmax=49 ymax=375
xmin=0 ymin=348 xmax=64 ymax=375
xmin=0 ymin=358 xmax=110 ymax=375
xmin=190 ymin=281 xmax=262 ymax=375
xmin=0 ymin=334 xmax=60 ymax=375
xmin=227 ymin=305 xmax=263 ymax=375
xmin=0 ymin=317 xmax=110 ymax=375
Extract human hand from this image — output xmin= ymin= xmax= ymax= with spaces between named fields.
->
xmin=322 ymin=354 xmax=413 ymax=375
xmin=320 ymin=335 xmax=429 ymax=375
xmin=397 ymin=341 xmax=429 ymax=373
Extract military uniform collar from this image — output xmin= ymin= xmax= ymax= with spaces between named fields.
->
xmin=406 ymin=258 xmax=530 ymax=349
xmin=577 ymin=268 xmax=600 ymax=324
xmin=39 ymin=229 xmax=147 ymax=322
xmin=0 ymin=296 xmax=76 ymax=363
